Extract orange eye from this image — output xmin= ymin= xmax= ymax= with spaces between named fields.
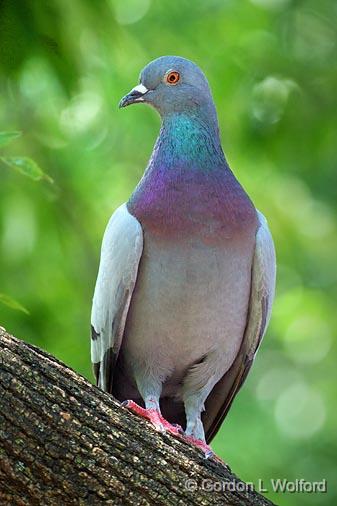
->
xmin=165 ymin=71 xmax=180 ymax=85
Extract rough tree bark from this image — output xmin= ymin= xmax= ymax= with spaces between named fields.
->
xmin=0 ymin=327 xmax=276 ymax=506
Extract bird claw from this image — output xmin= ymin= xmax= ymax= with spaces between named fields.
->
xmin=204 ymin=449 xmax=214 ymax=460
xmin=183 ymin=434 xmax=215 ymax=459
xmin=121 ymin=400 xmax=182 ymax=436
xmin=172 ymin=423 xmax=185 ymax=435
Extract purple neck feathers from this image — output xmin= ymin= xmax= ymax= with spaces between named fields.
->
xmin=127 ymin=113 xmax=257 ymax=243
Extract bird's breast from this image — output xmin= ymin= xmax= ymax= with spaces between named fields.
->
xmin=121 ymin=232 xmax=256 ymax=390
xmin=128 ymin=165 xmax=257 ymax=245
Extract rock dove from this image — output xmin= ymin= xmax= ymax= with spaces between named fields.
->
xmin=91 ymin=56 xmax=276 ymax=456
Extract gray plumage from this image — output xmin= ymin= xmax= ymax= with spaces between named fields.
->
xmin=91 ymin=56 xmax=276 ymax=444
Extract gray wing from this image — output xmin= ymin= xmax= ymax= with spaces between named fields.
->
xmin=91 ymin=203 xmax=143 ymax=392
xmin=204 ymin=210 xmax=276 ymax=443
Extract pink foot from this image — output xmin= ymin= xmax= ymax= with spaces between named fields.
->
xmin=184 ymin=435 xmax=227 ymax=464
xmin=121 ymin=400 xmax=183 ymax=436
xmin=184 ymin=434 xmax=214 ymax=459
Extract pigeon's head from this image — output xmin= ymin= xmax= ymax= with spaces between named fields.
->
xmin=119 ymin=56 xmax=214 ymax=117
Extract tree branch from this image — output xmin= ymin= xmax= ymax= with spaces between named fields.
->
xmin=0 ymin=327 xmax=275 ymax=505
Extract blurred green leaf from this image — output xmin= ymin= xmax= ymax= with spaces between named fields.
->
xmin=0 ymin=156 xmax=54 ymax=183
xmin=0 ymin=131 xmax=22 ymax=148
xmin=0 ymin=293 xmax=29 ymax=314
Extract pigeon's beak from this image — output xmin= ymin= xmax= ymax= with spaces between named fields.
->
xmin=119 ymin=84 xmax=149 ymax=108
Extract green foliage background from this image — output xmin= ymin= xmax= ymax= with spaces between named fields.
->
xmin=0 ymin=1 xmax=336 ymax=504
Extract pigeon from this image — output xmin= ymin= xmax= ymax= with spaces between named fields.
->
xmin=91 ymin=56 xmax=276 ymax=456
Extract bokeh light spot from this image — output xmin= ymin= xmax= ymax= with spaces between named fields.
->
xmin=256 ymin=367 xmax=303 ymax=402
xmin=111 ymin=0 xmax=151 ymax=25
xmin=60 ymin=92 xmax=102 ymax=135
xmin=293 ymin=9 xmax=336 ymax=61
xmin=1 ymin=197 xmax=37 ymax=262
xmin=275 ymin=383 xmax=325 ymax=438
xmin=284 ymin=315 xmax=332 ymax=365
xmin=250 ymin=0 xmax=291 ymax=10
xmin=252 ymin=77 xmax=297 ymax=124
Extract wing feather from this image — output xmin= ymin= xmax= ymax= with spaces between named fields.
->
xmin=204 ymin=210 xmax=276 ymax=443
xmin=90 ymin=203 xmax=143 ymax=392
